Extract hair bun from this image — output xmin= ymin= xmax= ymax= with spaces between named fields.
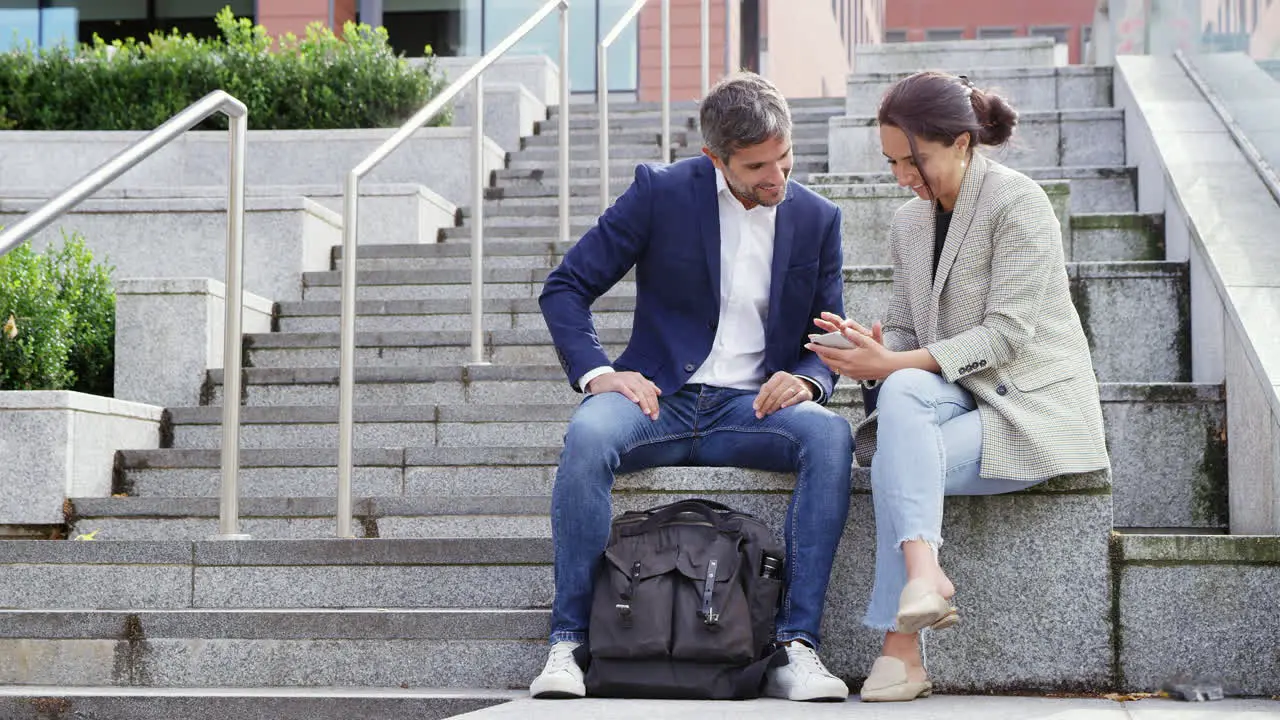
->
xmin=972 ymin=90 xmax=1018 ymax=147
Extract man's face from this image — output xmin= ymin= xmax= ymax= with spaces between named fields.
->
xmin=703 ymin=135 xmax=793 ymax=209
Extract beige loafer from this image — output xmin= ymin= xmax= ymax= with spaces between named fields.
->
xmin=859 ymin=656 xmax=932 ymax=702
xmin=895 ymin=578 xmax=958 ymax=634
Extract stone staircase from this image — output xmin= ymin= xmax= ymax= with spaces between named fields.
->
xmin=2 ymin=47 xmax=1278 ymax=719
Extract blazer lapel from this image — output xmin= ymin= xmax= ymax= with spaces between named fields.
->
xmin=898 ymin=202 xmax=936 ymax=344
xmin=928 ymin=153 xmax=991 ymax=331
xmin=695 ymin=157 xmax=722 ymax=301
xmin=766 ymin=185 xmax=796 ymax=339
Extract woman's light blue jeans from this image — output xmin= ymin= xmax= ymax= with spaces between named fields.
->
xmin=863 ymin=368 xmax=1045 ymax=631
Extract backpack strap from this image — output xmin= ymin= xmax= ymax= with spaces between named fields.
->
xmin=624 ymin=499 xmax=732 ymax=535
xmin=732 ymin=646 xmax=790 ymax=698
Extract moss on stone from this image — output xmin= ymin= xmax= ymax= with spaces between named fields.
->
xmin=1121 ymin=534 xmax=1280 ymax=564
xmin=1192 ymin=419 xmax=1230 ymax=527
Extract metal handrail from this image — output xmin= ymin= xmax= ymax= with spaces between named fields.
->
xmin=335 ymin=0 xmax=571 ymax=538
xmin=598 ymin=0 xmax=670 ymax=212
xmin=0 ymin=90 xmax=250 ymax=541
xmin=1175 ymin=51 xmax=1280 ymax=208
xmin=700 ymin=0 xmax=710 ymax=97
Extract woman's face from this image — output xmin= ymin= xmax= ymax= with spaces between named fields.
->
xmin=879 ymin=124 xmax=970 ymax=210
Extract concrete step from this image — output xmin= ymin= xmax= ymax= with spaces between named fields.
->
xmin=514 ymin=144 xmax=675 ymax=163
xmin=159 ymin=384 xmax=1224 ymax=533
xmin=68 ymin=496 xmax=554 ymax=540
xmin=297 ymin=267 xmax=634 ymax=303
xmin=845 ymin=66 xmax=1113 ymax=114
xmin=809 ymin=166 xmax=1139 ymax=215
xmin=0 ymin=687 xmax=518 ymax=720
xmin=432 ymin=209 xmax=1161 ymax=267
xmin=125 ymin=377 xmax=1225 ymax=528
xmin=503 ymin=156 xmax=830 ymax=177
xmin=0 ymin=475 xmax=1117 ymax=692
xmin=830 ymin=109 xmax=1125 ymax=172
xmin=1114 ymin=532 xmax=1280 ymax=695
xmin=286 ymin=262 xmax=1188 ymax=382
xmin=528 ymin=120 xmax=830 ymax=143
xmin=545 ymin=97 xmax=844 ymax=118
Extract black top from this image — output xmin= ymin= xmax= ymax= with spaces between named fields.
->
xmin=932 ymin=203 xmax=953 ymax=280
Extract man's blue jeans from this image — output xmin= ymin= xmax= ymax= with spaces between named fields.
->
xmin=548 ymin=384 xmax=853 ymax=651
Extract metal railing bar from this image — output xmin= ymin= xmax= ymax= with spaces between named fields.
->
xmin=335 ymin=0 xmax=571 ymax=538
xmin=0 ymin=90 xmax=250 ymax=541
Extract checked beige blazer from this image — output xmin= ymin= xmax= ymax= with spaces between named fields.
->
xmin=853 ymin=153 xmax=1110 ymax=482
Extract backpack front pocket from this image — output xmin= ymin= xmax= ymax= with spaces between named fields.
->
xmin=670 ymin=538 xmax=754 ymax=663
xmin=589 ymin=544 xmax=678 ymax=659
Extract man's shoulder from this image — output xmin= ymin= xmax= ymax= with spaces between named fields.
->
xmin=785 ymin=180 xmax=840 ymax=219
xmin=636 ymin=155 xmax=710 ymax=187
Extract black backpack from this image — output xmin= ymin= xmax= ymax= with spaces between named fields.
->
xmin=581 ymin=498 xmax=788 ymax=699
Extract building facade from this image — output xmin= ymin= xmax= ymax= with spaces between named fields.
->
xmin=883 ymin=0 xmax=1097 ymax=64
xmin=0 ymin=0 xmax=880 ymax=100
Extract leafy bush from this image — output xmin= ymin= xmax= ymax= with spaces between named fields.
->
xmin=0 ymin=233 xmax=115 ymax=395
xmin=0 ymin=7 xmax=448 ymax=131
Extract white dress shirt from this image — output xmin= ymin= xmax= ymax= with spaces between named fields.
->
xmin=580 ymin=168 xmax=821 ymax=400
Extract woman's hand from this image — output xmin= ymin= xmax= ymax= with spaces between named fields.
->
xmin=806 ymin=319 xmax=897 ymax=381
xmin=814 ymin=312 xmax=884 ymax=346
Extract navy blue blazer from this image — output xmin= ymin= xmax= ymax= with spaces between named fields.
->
xmin=539 ymin=154 xmax=845 ymax=402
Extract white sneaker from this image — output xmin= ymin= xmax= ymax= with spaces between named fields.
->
xmin=529 ymin=641 xmax=585 ymax=699
xmin=765 ymin=642 xmax=850 ymax=701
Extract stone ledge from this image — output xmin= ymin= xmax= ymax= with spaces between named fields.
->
xmin=117 ymin=278 xmax=275 ymax=315
xmin=0 ymin=391 xmax=162 ymax=421
xmin=1117 ymin=532 xmax=1280 ymax=564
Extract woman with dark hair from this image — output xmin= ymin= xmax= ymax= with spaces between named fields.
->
xmin=805 ymin=71 xmax=1110 ymax=702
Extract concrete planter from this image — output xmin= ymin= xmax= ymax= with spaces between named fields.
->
xmin=0 ymin=127 xmax=503 ymax=208
xmin=0 ymin=391 xmax=161 ymax=526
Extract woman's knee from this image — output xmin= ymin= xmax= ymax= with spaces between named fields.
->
xmin=877 ymin=368 xmax=942 ymax=405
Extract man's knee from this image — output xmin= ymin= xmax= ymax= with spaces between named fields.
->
xmin=561 ymin=393 xmax=640 ymax=461
xmin=790 ymin=404 xmax=851 ymax=442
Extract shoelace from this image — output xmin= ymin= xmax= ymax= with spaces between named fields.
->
xmin=789 ymin=644 xmax=834 ymax=677
xmin=544 ymin=644 xmax=579 ymax=673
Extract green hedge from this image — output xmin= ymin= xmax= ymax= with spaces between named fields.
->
xmin=0 ymin=8 xmax=448 ymax=131
xmin=0 ymin=233 xmax=115 ymax=396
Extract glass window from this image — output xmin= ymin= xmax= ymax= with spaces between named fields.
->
xmin=484 ymin=0 xmax=596 ymax=92
xmin=977 ymin=26 xmax=1017 ymax=39
xmin=884 ymin=29 xmax=907 ymax=43
xmin=0 ymin=1 xmax=39 ymax=52
xmin=43 ymin=0 xmax=252 ymax=43
xmin=1030 ymin=25 xmax=1069 ymax=44
xmin=383 ymin=0 xmax=637 ymax=93
xmin=599 ymin=0 xmax=638 ymax=93
xmin=926 ymin=28 xmax=964 ymax=41
xmin=384 ymin=0 xmax=480 ymax=57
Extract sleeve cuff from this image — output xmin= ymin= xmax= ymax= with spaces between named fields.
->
xmin=579 ymin=366 xmax=615 ymax=394
xmin=795 ymin=375 xmax=826 ymax=405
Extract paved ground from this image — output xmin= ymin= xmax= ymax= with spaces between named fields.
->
xmin=452 ymin=696 xmax=1280 ymax=719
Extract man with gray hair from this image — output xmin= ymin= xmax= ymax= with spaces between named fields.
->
xmin=533 ymin=72 xmax=852 ymax=701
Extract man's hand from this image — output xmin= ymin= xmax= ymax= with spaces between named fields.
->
xmin=586 ymin=371 xmax=663 ymax=420
xmin=753 ymin=371 xmax=815 ymax=419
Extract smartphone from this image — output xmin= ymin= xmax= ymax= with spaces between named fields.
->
xmin=809 ymin=330 xmax=856 ymax=349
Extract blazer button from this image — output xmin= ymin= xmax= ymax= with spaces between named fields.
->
xmin=996 ymin=384 xmax=1008 ymax=396
xmin=708 ymin=320 xmax=718 ymax=330
xmin=684 ymin=363 xmax=696 ymax=372
xmin=979 ymin=360 xmax=988 ymax=367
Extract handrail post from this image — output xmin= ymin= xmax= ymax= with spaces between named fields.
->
xmin=700 ymin=0 xmax=710 ymax=97
xmin=560 ymin=4 xmax=571 ymax=245
xmin=217 ymin=110 xmax=251 ymax=541
xmin=662 ymin=0 xmax=671 ymax=162
xmin=337 ymin=169 xmax=359 ymax=539
xmin=334 ymin=0 xmax=570 ymax=535
xmin=471 ymin=75 xmax=487 ymax=365
xmin=598 ymin=43 xmax=610 ymax=213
